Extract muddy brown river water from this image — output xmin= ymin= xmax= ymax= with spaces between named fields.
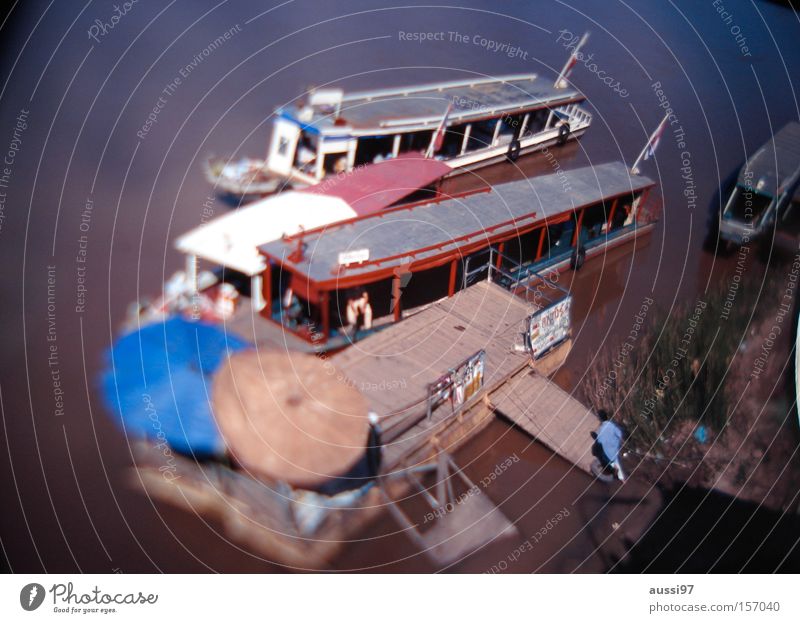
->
xmin=1 ymin=1 xmax=799 ymax=572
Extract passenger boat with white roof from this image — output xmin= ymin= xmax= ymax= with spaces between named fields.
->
xmin=205 ymin=39 xmax=593 ymax=198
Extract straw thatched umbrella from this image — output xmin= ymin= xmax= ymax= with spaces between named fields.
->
xmin=212 ymin=350 xmax=370 ymax=489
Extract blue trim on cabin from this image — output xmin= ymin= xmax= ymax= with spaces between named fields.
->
xmin=277 ymin=110 xmax=320 ymax=135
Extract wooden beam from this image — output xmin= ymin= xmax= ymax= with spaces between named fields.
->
xmin=636 ymin=188 xmax=651 ymax=223
xmin=392 ymin=274 xmax=402 ymax=322
xmin=448 ymin=259 xmax=458 ymax=296
xmin=321 ymin=290 xmax=330 ymax=339
xmin=535 ymin=226 xmax=546 ymax=260
xmin=572 ymin=209 xmax=585 ymax=247
xmin=261 ymin=266 xmax=271 ymax=319
xmin=606 ymin=197 xmax=619 ymax=230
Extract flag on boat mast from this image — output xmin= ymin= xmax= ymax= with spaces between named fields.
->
xmin=554 ymin=32 xmax=589 ymax=89
xmin=631 ymin=113 xmax=670 ymax=174
xmin=426 ymin=103 xmax=452 ymax=158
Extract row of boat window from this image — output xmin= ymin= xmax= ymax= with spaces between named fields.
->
xmin=294 ymin=109 xmax=553 ymax=175
xmin=261 ymin=194 xmax=638 ymax=337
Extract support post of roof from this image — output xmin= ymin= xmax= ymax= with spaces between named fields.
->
xmin=392 ymin=275 xmax=402 ymax=322
xmin=251 ymin=274 xmax=265 ymax=312
xmin=460 ymin=125 xmax=471 ymax=155
xmin=491 ymin=119 xmax=502 ymax=147
xmin=392 ymin=134 xmax=401 ymax=158
xmin=315 ymin=141 xmax=324 ymax=180
xmin=322 ymin=290 xmax=330 ymax=339
xmin=635 ymin=189 xmax=650 ymax=224
xmin=520 ymin=113 xmax=530 ymax=138
xmin=185 ymin=254 xmax=198 ymax=294
xmin=536 ymin=227 xmax=546 ymax=260
xmin=263 ymin=266 xmax=272 ymax=317
xmin=572 ymin=209 xmax=585 ymax=247
xmin=448 ymin=259 xmax=458 ymax=297
xmin=606 ymin=197 xmax=619 ymax=231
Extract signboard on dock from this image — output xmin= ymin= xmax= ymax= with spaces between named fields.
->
xmin=426 ymin=350 xmax=486 ymax=418
xmin=527 ymin=297 xmax=571 ymax=359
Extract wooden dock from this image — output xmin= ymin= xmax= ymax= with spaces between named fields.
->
xmin=332 ymin=279 xmax=534 ymax=452
xmin=133 ymin=277 xmax=598 ymax=569
xmin=332 ymin=279 xmax=594 ymax=475
xmin=489 ymin=367 xmax=596 ymax=473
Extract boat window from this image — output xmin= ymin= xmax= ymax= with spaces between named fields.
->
xmin=541 ymin=217 xmax=576 ymax=259
xmin=437 ymin=124 xmax=467 ymax=157
xmin=502 ymin=227 xmax=540 ymax=266
xmin=522 ymin=109 xmax=549 ymax=138
xmin=322 ymin=152 xmax=348 ymax=175
xmin=496 ymin=114 xmax=523 ymax=145
xmin=724 ymin=186 xmax=773 ymax=222
xmin=400 ymin=131 xmax=434 ymax=153
xmin=333 ymin=280 xmax=392 ymax=327
xmin=294 ymin=132 xmax=318 ymax=171
xmin=580 ymin=202 xmax=609 ymax=242
xmin=354 ymin=135 xmax=395 ymax=166
xmin=610 ymin=196 xmax=635 ymax=231
xmin=467 ymin=119 xmax=497 ymax=151
xmin=398 ymin=263 xmax=451 ymax=311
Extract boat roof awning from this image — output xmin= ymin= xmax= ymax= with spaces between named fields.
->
xmin=259 ymin=161 xmax=654 ymax=286
xmin=175 ymin=155 xmax=451 ymax=275
xmin=284 ymin=74 xmax=583 ymax=134
xmin=739 ymin=121 xmax=800 ymax=195
xmin=300 ymin=153 xmax=452 ymax=216
xmin=174 ymin=191 xmax=355 ymax=276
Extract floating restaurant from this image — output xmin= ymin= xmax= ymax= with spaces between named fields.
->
xmin=180 ymin=158 xmax=656 ymax=351
xmin=121 ymin=91 xmax=660 ymax=568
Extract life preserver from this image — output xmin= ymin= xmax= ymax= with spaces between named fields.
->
xmin=557 ymin=122 xmax=571 ymax=146
xmin=507 ymin=139 xmax=522 ymax=162
xmin=570 ymin=244 xmax=585 ymax=271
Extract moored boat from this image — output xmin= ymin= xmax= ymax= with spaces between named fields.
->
xmin=207 ymin=42 xmax=593 ymax=199
xmin=718 ymin=121 xmax=800 ymax=247
xmin=113 ymin=153 xmax=661 ymax=569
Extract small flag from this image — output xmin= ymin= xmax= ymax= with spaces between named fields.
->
xmin=644 ymin=115 xmax=668 ymax=160
xmin=555 ymin=32 xmax=589 ymax=89
xmin=426 ymin=103 xmax=452 ymax=157
xmin=631 ymin=113 xmax=670 ymax=174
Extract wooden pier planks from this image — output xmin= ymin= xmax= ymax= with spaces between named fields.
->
xmin=333 ymin=280 xmax=533 ymax=437
xmin=489 ymin=367 xmax=596 ymax=474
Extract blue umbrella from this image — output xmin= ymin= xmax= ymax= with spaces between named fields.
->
xmin=101 ymin=316 xmax=249 ymax=456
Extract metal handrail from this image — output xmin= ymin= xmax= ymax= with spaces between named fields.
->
xmin=462 ymin=246 xmax=570 ymax=308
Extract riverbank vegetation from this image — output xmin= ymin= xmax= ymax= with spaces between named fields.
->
xmin=582 ymin=262 xmax=799 ymax=510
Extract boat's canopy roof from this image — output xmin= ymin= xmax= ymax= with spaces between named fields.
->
xmin=260 ymin=161 xmax=654 ymax=285
xmin=175 ymin=192 xmax=354 ymax=276
xmin=301 ymin=152 xmax=451 ymax=216
xmin=175 ymin=155 xmax=450 ymax=275
xmin=281 ymin=74 xmax=583 ymax=136
xmin=739 ymin=121 xmax=800 ymax=197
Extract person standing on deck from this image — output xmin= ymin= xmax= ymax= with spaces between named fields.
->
xmin=592 ymin=410 xmax=627 ymax=482
xmin=345 ymin=289 xmax=373 ymax=339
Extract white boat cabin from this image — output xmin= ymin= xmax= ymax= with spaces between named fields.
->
xmin=266 ymin=73 xmax=592 ymax=185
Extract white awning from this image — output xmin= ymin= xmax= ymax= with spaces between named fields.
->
xmin=174 ymin=191 xmax=356 ymax=276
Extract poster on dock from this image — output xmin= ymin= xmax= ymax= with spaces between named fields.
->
xmin=427 ymin=350 xmax=486 ymax=417
xmin=528 ymin=297 xmax=571 ymax=359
